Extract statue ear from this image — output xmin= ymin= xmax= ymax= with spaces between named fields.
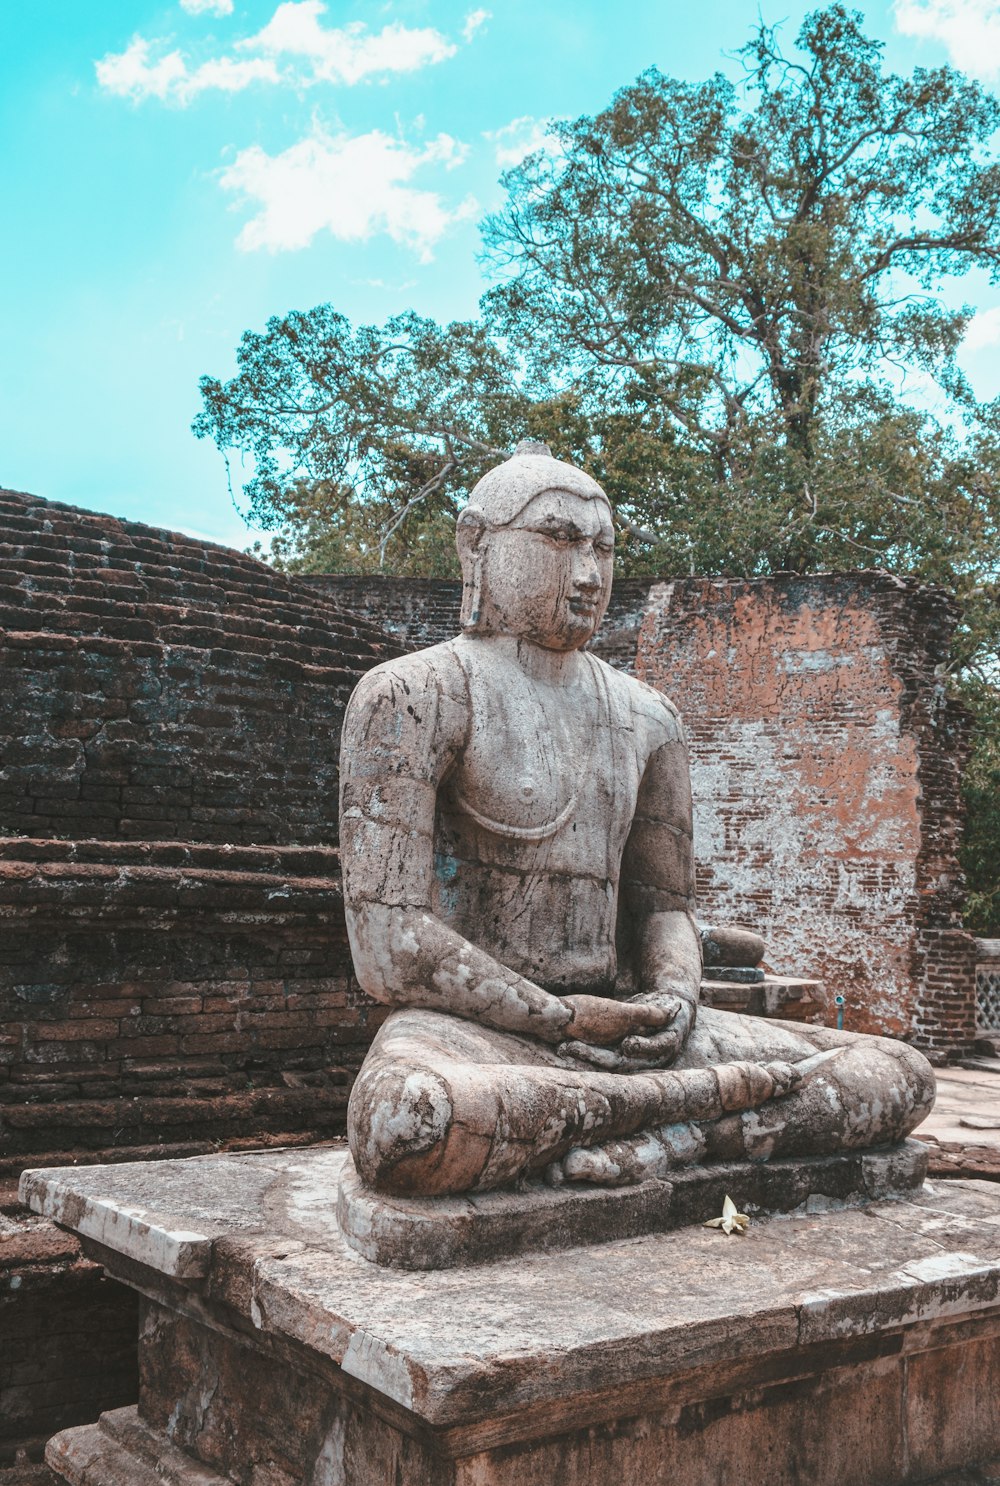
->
xmin=456 ymin=508 xmax=486 ymax=559
xmin=456 ymin=510 xmax=488 ymax=631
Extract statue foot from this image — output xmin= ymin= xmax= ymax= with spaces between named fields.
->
xmin=543 ymin=1145 xmax=634 ymax=1187
xmin=562 ymin=1146 xmax=632 ymax=1185
xmin=549 ymin=1122 xmax=709 ymax=1188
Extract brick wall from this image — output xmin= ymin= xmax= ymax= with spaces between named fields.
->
xmin=312 ymin=571 xmax=976 ymax=1055
xmin=0 ymin=1204 xmax=137 ymax=1465
xmin=0 ymin=840 xmax=386 ymax=1165
xmin=1 ymin=492 xmax=975 ymax=1173
xmin=0 ymin=491 xmax=401 ymax=1167
xmin=0 ymin=489 xmax=399 ymax=845
xmin=633 ymin=574 xmax=975 ymax=1054
xmin=298 ymin=573 xmax=657 ymax=670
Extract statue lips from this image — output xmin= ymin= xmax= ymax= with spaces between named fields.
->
xmin=567 ymin=593 xmax=601 ymax=633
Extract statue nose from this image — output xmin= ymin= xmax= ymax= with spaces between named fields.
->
xmin=573 ymin=546 xmax=602 ymax=590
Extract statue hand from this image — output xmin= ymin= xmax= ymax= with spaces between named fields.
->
xmin=618 ymin=994 xmax=694 ymax=1068
xmin=562 ymin=1021 xmax=688 ymax=1072
xmin=561 ymin=994 xmax=674 ymax=1048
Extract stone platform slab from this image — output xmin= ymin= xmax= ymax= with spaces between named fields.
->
xmin=20 ymin=1148 xmax=1000 ymax=1486
xmin=336 ymin=1141 xmax=928 ymax=1268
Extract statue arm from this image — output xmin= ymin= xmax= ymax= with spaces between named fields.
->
xmin=339 ymin=658 xmax=577 ymax=1044
xmin=618 ymin=717 xmax=702 ymax=1061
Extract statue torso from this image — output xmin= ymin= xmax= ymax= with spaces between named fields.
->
xmin=429 ymin=638 xmax=665 ymax=993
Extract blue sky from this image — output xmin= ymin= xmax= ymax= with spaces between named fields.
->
xmin=3 ymin=0 xmax=1000 ymax=550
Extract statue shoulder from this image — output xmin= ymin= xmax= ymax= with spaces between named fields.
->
xmin=592 ymin=656 xmax=685 ymax=748
xmin=344 ymin=641 xmax=470 ymax=749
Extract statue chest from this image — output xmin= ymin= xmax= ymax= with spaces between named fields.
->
xmin=439 ymin=658 xmax=638 ymax=859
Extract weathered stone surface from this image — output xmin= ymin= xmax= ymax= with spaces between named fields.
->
xmin=47 ymin=1408 xmax=227 ymax=1486
xmin=337 ymin=444 xmax=935 ymax=1210
xmin=336 ymin=1141 xmax=928 ymax=1269
xmin=700 ymin=925 xmax=766 ymax=966
xmin=701 ymin=966 xmax=765 ymax=983
xmin=698 ymin=973 xmax=823 ymax=1020
xmin=19 ymin=1149 xmax=1000 ymax=1426
xmin=25 ymin=1150 xmax=1000 ymax=1485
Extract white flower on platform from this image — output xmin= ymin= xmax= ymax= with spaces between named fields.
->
xmin=704 ymin=1195 xmax=749 ymax=1235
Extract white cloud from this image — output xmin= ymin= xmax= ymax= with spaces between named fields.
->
xmin=239 ymin=1 xmax=456 ymax=84
xmin=181 ymin=0 xmax=234 ymax=15
xmin=95 ymin=36 xmax=278 ymax=102
xmin=485 ymin=115 xmax=554 ymax=168
xmin=97 ymin=1 xmax=459 ymax=105
xmin=96 ymin=39 xmax=187 ymax=101
xmin=220 ymin=124 xmax=476 ymax=257
xmin=964 ymin=305 xmax=1000 ymax=351
xmin=893 ymin=0 xmax=1000 ymax=81
xmin=463 ymin=9 xmax=491 ymax=41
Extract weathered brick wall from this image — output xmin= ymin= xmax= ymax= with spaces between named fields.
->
xmin=299 ymin=573 xmax=656 ymax=669
xmin=633 ymin=574 xmax=975 ymax=1054
xmin=0 ymin=491 xmax=399 ymax=1167
xmin=0 ymin=841 xmax=384 ymax=1164
xmin=298 ymin=575 xmax=464 ymax=652
xmin=0 ymin=1204 xmax=137 ymax=1464
xmin=1 ymin=491 xmax=975 ymax=1172
xmin=0 ymin=489 xmax=399 ymax=845
xmin=312 ymin=571 xmax=976 ymax=1054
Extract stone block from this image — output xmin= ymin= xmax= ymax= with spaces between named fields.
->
xmin=19 ymin=1149 xmax=1000 ymax=1486
xmin=336 ymin=1141 xmax=928 ymax=1269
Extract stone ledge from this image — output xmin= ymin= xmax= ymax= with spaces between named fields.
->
xmin=20 ymin=1147 xmax=1000 ymax=1436
xmin=336 ymin=1140 xmax=928 ymax=1269
xmin=699 ymin=972 xmax=823 ymax=1020
xmin=27 ymin=1161 xmax=1000 ymax=1486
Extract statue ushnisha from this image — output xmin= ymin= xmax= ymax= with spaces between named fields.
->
xmin=339 ymin=443 xmax=934 ymax=1197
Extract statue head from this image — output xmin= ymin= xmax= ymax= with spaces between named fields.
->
xmin=456 ymin=441 xmax=615 ymax=652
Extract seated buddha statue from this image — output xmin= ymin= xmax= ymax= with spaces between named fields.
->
xmin=339 ymin=442 xmax=934 ymax=1198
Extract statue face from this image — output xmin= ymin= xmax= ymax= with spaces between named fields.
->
xmin=477 ymin=489 xmax=615 ymax=651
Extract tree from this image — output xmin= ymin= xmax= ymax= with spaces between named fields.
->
xmin=479 ymin=3 xmax=1000 ymax=636
xmin=961 ymin=679 xmax=1000 ymax=936
xmin=196 ymin=7 xmax=1000 ymax=664
xmin=485 ymin=6 xmax=1000 ymax=481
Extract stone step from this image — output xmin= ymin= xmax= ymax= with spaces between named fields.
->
xmin=46 ymin=1409 xmax=227 ymax=1486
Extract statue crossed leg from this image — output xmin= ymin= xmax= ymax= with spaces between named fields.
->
xmin=348 ymin=1005 xmax=933 ymax=1196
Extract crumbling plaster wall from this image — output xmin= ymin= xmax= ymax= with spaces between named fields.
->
xmin=633 ymin=574 xmax=974 ymax=1051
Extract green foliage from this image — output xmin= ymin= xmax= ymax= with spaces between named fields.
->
xmin=479 ymin=4 xmax=1000 ymax=648
xmin=196 ymin=7 xmax=1000 ymax=648
xmin=960 ymin=681 xmax=1000 ymax=937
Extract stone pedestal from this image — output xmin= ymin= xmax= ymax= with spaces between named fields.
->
xmin=21 ymin=1148 xmax=1000 ymax=1486
xmin=699 ymin=972 xmax=823 ymax=1020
